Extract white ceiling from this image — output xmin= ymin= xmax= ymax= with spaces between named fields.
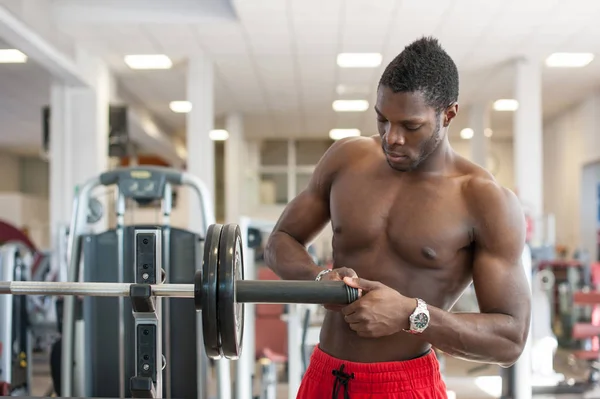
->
xmin=3 ymin=0 xmax=600 ymax=153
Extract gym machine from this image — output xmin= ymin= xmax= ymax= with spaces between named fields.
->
xmin=58 ymin=166 xmax=224 ymax=399
xmin=51 ymin=166 xmax=358 ymax=399
xmin=0 ymin=242 xmax=34 ymax=396
xmin=500 ymin=242 xmax=600 ymax=398
xmin=1 ymin=222 xmax=360 ymax=399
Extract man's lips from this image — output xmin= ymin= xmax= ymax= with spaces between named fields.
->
xmin=386 ymin=152 xmax=408 ymax=160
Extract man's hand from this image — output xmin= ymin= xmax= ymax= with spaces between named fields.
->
xmin=341 ymin=277 xmax=416 ymax=338
xmin=319 ymin=267 xmax=360 ymax=311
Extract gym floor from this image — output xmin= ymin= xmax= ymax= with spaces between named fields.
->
xmin=27 ymin=347 xmax=591 ymax=398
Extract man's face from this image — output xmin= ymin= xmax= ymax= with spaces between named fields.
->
xmin=375 ymin=86 xmax=454 ymax=172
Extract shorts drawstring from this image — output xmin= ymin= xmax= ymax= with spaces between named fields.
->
xmin=332 ymin=364 xmax=354 ymax=399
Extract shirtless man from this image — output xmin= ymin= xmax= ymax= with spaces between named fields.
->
xmin=264 ymin=37 xmax=531 ymax=399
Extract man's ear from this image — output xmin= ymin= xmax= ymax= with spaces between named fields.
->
xmin=444 ymin=103 xmax=459 ymax=127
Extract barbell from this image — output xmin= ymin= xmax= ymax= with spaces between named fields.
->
xmin=0 ymin=223 xmax=359 ymax=360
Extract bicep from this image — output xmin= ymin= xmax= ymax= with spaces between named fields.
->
xmin=472 ymin=247 xmax=530 ymax=321
xmin=271 ymin=138 xmax=354 ymax=245
xmin=471 ymin=185 xmax=530 ymax=322
xmin=272 ymin=186 xmax=331 ymax=246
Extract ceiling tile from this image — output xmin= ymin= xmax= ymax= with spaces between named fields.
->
xmin=8 ymin=0 xmax=600 ymax=147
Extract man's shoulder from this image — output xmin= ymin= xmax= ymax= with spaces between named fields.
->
xmin=312 ymin=136 xmax=378 ymax=191
xmin=461 ymin=174 xmax=524 ymax=228
xmin=452 ymin=154 xmax=516 ymax=209
xmin=328 ymin=135 xmax=378 ymax=157
xmin=459 ymin=174 xmax=526 ymax=254
xmin=321 ymin=136 xmax=378 ymax=171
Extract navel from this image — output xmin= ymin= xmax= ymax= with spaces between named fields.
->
xmin=422 ymin=247 xmax=437 ymax=260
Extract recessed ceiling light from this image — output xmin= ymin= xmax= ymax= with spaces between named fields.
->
xmin=484 ymin=128 xmax=493 ymax=138
xmin=337 ymin=53 xmax=382 ymax=68
xmin=329 ymin=129 xmax=361 ymax=140
xmin=0 ymin=49 xmax=27 ymax=63
xmin=209 ymin=129 xmax=229 ymax=141
xmin=546 ymin=52 xmax=594 ymax=68
xmin=124 ymin=54 xmax=172 ymax=70
xmin=169 ymin=101 xmax=192 ymax=113
xmin=493 ymin=99 xmax=519 ymax=112
xmin=332 ymin=100 xmax=369 ymax=112
xmin=460 ymin=128 xmax=474 ymax=140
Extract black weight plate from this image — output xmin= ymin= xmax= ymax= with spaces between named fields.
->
xmin=201 ymin=223 xmax=223 ymax=359
xmin=217 ymin=223 xmax=244 ymax=359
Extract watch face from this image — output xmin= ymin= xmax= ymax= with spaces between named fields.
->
xmin=413 ymin=313 xmax=429 ymax=330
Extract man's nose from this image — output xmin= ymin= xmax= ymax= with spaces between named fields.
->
xmin=385 ymin=126 xmax=405 ymax=146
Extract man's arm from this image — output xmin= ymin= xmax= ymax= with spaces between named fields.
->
xmin=264 ymin=137 xmax=358 ymax=281
xmin=419 ymin=179 xmax=531 ymax=367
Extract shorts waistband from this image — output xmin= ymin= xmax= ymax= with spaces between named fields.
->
xmin=305 ymin=346 xmax=444 ymax=393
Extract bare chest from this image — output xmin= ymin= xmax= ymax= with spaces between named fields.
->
xmin=329 ymin=172 xmax=472 ymax=269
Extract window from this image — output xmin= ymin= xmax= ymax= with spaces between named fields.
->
xmin=296 ymin=139 xmax=333 ymax=166
xmin=259 ymin=173 xmax=288 ymax=205
xmin=260 ymin=140 xmax=288 ymax=166
xmin=257 ymin=139 xmax=331 ymax=205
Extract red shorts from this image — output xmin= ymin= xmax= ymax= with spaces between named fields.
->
xmin=296 ymin=346 xmax=448 ymax=399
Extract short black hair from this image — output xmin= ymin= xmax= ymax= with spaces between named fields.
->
xmin=378 ymin=36 xmax=459 ymax=112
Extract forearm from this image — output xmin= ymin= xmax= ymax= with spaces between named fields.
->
xmin=420 ymin=306 xmax=527 ymax=367
xmin=264 ymin=231 xmax=323 ymax=281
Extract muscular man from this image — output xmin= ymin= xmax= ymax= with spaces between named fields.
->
xmin=264 ymin=37 xmax=532 ymax=399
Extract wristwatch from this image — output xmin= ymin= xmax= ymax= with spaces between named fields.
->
xmin=404 ymin=298 xmax=430 ymax=334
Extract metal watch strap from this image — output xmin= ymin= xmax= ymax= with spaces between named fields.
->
xmin=315 ymin=269 xmax=332 ymax=281
xmin=404 ymin=298 xmax=429 ymax=334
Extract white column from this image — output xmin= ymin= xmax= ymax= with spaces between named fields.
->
xmin=287 ymin=139 xmax=297 ymax=201
xmin=286 ymin=138 xmax=302 ymax=399
xmin=186 ymin=56 xmax=228 ymax=399
xmin=48 ymin=47 xmax=111 ymax=399
xmin=49 ymin=84 xmax=72 ymax=243
xmin=514 ymin=57 xmax=543 ymax=247
xmin=511 ymin=57 xmax=542 ymax=399
xmin=225 ymin=113 xmax=243 ymax=223
xmin=186 ymin=56 xmax=215 ymax=232
xmin=244 ymin=141 xmax=261 ymax=214
xmin=469 ymin=103 xmax=489 ymax=168
xmin=49 ymin=57 xmax=111 ymax=265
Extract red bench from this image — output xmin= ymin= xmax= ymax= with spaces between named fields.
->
xmin=572 ymin=323 xmax=600 ymax=339
xmin=573 ymin=291 xmax=600 ymax=305
xmin=255 ymin=267 xmax=288 ymax=363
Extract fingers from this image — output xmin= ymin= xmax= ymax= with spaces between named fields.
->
xmin=342 ymin=277 xmax=382 ymax=292
xmin=343 ymin=311 xmax=362 ymax=324
xmin=335 ymin=267 xmax=358 ymax=278
xmin=320 ymin=270 xmax=342 ymax=282
xmin=320 ymin=267 xmax=357 ymax=282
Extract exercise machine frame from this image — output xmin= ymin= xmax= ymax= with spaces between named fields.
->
xmin=60 ymin=166 xmax=230 ymax=399
xmin=0 ymin=242 xmax=34 ymax=396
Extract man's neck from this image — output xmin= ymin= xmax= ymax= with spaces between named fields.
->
xmin=411 ymin=137 xmax=455 ymax=175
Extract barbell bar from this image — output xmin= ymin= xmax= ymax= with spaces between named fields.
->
xmin=0 ymin=281 xmax=193 ymax=297
xmin=0 ymin=222 xmax=359 ymax=360
xmin=0 ymin=280 xmax=357 ymax=304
